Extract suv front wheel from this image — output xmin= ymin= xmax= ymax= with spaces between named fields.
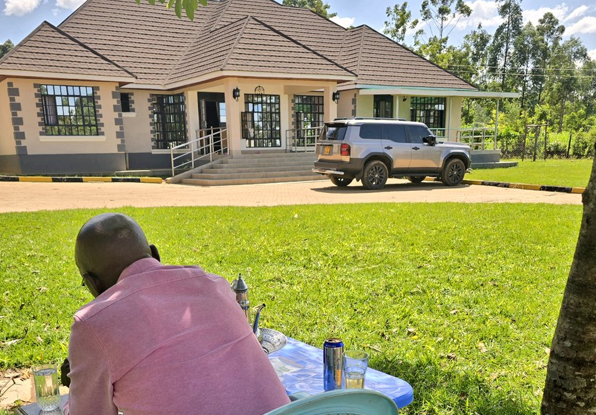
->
xmin=441 ymin=158 xmax=466 ymax=186
xmin=362 ymin=160 xmax=388 ymax=190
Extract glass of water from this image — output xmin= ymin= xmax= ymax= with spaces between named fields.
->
xmin=343 ymin=350 xmax=369 ymax=389
xmin=32 ymin=364 xmax=61 ymax=411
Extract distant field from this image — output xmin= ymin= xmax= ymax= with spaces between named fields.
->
xmin=0 ymin=203 xmax=583 ymax=414
xmin=471 ymin=159 xmax=593 ymax=188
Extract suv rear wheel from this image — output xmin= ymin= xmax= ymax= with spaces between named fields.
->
xmin=330 ymin=176 xmax=353 ymax=187
xmin=362 ymin=160 xmax=388 ymax=190
xmin=441 ymin=158 xmax=465 ymax=186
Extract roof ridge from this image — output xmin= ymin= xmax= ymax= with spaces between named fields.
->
xmin=0 ymin=21 xmax=48 ymax=66
xmin=356 ymin=26 xmax=365 ymax=78
xmin=221 ymin=16 xmax=251 ymax=69
xmin=360 ymin=25 xmax=476 ymax=90
xmin=48 ymin=21 xmax=137 ymax=78
xmin=57 ymin=0 xmax=95 ymax=30
xmin=210 ymin=0 xmax=234 ymax=31
xmin=164 ymin=2 xmax=223 ymax=84
xmin=249 ymin=16 xmax=357 ymax=77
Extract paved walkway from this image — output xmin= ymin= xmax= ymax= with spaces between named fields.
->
xmin=0 ymin=178 xmax=582 ymax=213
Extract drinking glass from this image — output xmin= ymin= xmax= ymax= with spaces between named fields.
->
xmin=32 ymin=364 xmax=61 ymax=411
xmin=343 ymin=350 xmax=369 ymax=389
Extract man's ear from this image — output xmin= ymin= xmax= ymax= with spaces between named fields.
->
xmin=150 ymin=244 xmax=161 ymax=262
xmin=82 ymin=272 xmax=103 ymax=298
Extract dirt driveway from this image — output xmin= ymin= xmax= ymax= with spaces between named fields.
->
xmin=0 ymin=178 xmax=581 ymax=213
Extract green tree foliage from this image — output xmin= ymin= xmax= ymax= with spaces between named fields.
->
xmin=383 ymin=2 xmax=418 ymax=44
xmin=0 ymin=39 xmax=14 ymax=60
xmin=135 ymin=0 xmax=206 ymax=20
xmin=487 ymin=0 xmax=523 ymax=90
xmin=282 ymin=0 xmax=336 ymax=19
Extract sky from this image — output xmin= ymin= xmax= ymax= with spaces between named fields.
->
xmin=0 ymin=0 xmax=595 ymax=61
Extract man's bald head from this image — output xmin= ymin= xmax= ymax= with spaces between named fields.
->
xmin=76 ymin=213 xmax=156 ymax=296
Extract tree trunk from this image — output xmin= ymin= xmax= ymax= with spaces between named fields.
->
xmin=542 ymin=154 xmax=596 ymax=414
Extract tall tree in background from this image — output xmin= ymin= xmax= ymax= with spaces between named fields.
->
xmin=0 ymin=40 xmax=14 ymax=60
xmin=541 ymin=155 xmax=596 ymax=414
xmin=383 ymin=2 xmax=418 ymax=44
xmin=282 ymin=0 xmax=336 ymax=19
xmin=488 ymin=0 xmax=523 ymax=90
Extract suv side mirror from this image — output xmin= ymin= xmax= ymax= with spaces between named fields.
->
xmin=423 ymin=135 xmax=437 ymax=146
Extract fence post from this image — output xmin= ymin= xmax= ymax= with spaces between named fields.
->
xmin=532 ymin=125 xmax=540 ymax=162
xmin=171 ymin=148 xmax=175 ymax=177
xmin=191 ymin=140 xmax=195 ymax=169
xmin=522 ymin=125 xmax=528 ymax=161
xmin=209 ymin=132 xmax=214 ymax=162
xmin=567 ymin=132 xmax=572 ymax=158
xmin=543 ymin=124 xmax=548 ymax=161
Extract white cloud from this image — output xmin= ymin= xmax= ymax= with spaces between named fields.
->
xmin=567 ymin=16 xmax=596 ymax=35
xmin=55 ymin=0 xmax=85 ymax=10
xmin=589 ymin=48 xmax=596 ymax=61
xmin=3 ymin=0 xmax=42 ymax=16
xmin=563 ymin=5 xmax=590 ymax=22
xmin=523 ymin=4 xmax=569 ymax=25
xmin=331 ymin=16 xmax=355 ymax=28
xmin=457 ymin=0 xmax=502 ymax=30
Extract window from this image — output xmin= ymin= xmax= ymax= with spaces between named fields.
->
xmin=407 ymin=125 xmax=433 ymax=144
xmin=120 ymin=93 xmax=132 ymax=113
xmin=40 ymin=85 xmax=98 ymax=136
xmin=410 ymin=97 xmax=446 ymax=130
xmin=241 ymin=94 xmax=281 ymax=148
xmin=374 ymin=95 xmax=393 ymax=118
xmin=359 ymin=124 xmax=383 ymax=139
xmin=152 ymin=94 xmax=187 ymax=150
xmin=385 ymin=124 xmax=406 ymax=143
xmin=325 ymin=125 xmax=347 ymax=141
xmin=294 ymin=95 xmax=324 ymax=147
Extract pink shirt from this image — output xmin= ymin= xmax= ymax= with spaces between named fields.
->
xmin=65 ymin=258 xmax=290 ymax=415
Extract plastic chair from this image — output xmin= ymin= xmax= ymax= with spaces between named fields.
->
xmin=263 ymin=389 xmax=399 ymax=415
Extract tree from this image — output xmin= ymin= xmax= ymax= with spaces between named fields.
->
xmin=282 ymin=0 xmax=336 ymax=19
xmin=541 ymin=154 xmax=596 ymax=413
xmin=415 ymin=0 xmax=471 ymax=56
xmin=487 ymin=0 xmax=523 ymax=90
xmin=136 ymin=0 xmax=206 ymax=20
xmin=0 ymin=40 xmax=14 ymax=60
xmin=383 ymin=2 xmax=418 ymax=45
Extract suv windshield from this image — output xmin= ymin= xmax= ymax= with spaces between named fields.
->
xmin=323 ymin=125 xmax=348 ymax=141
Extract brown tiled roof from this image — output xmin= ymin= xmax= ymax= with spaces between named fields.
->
xmin=167 ymin=16 xmax=354 ymax=84
xmin=1 ymin=0 xmax=475 ymax=90
xmin=337 ymin=26 xmax=475 ymax=90
xmin=0 ymin=22 xmax=134 ymax=80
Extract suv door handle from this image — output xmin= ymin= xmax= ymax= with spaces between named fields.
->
xmin=412 ymin=146 xmax=420 ymax=150
xmin=384 ymin=146 xmax=393 ymax=150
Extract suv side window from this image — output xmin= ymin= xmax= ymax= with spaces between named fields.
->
xmin=384 ymin=124 xmax=406 ymax=143
xmin=407 ymin=125 xmax=433 ymax=144
xmin=359 ymin=124 xmax=383 ymax=139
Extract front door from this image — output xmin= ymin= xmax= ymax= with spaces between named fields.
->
xmin=198 ymin=92 xmax=225 ymax=152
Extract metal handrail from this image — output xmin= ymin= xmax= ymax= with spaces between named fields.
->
xmin=430 ymin=127 xmax=494 ymax=150
xmin=285 ymin=127 xmax=323 ymax=153
xmin=170 ymin=128 xmax=228 ymax=177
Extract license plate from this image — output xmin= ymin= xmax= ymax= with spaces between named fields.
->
xmin=323 ymin=146 xmax=331 ymax=155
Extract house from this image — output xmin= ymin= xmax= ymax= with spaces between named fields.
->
xmin=0 ymin=0 xmax=516 ymax=175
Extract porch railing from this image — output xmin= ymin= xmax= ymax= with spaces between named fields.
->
xmin=170 ymin=128 xmax=228 ymax=177
xmin=429 ymin=127 xmax=496 ymax=150
xmin=285 ymin=127 xmax=323 ymax=153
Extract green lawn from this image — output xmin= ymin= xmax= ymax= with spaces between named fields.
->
xmin=0 ymin=204 xmax=583 ymax=414
xmin=470 ymin=158 xmax=593 ymax=188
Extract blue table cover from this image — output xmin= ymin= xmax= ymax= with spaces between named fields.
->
xmin=268 ymin=338 xmax=414 ymax=408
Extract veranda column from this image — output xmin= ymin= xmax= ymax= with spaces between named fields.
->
xmin=323 ymin=84 xmax=338 ymax=123
xmin=224 ymin=78 xmax=242 ymax=157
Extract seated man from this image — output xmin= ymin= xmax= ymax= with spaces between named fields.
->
xmin=63 ymin=213 xmax=290 ymax=415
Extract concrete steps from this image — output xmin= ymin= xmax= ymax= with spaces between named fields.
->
xmin=180 ymin=153 xmax=325 ymax=186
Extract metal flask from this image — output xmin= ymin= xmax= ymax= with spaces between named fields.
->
xmin=231 ymin=273 xmax=250 ymax=322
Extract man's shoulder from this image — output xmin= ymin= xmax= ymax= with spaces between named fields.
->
xmin=74 ymin=261 xmax=228 ymax=322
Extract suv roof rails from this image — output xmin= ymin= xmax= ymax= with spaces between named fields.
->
xmin=332 ymin=117 xmax=408 ymax=121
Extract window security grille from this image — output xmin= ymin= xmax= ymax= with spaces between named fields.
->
xmin=153 ymin=94 xmax=187 ymax=150
xmin=410 ymin=97 xmax=446 ymax=130
xmin=242 ymin=94 xmax=281 ymax=148
xmin=40 ymin=85 xmax=98 ymax=136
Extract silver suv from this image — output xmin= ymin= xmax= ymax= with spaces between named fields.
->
xmin=312 ymin=118 xmax=471 ymax=190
